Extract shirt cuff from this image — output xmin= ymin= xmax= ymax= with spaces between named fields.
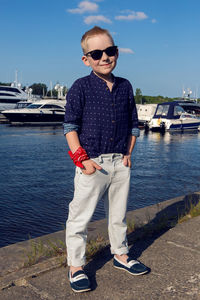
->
xmin=132 ymin=128 xmax=140 ymax=137
xmin=63 ymin=123 xmax=80 ymax=135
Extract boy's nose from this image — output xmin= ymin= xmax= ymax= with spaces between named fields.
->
xmin=101 ymin=51 xmax=109 ymax=60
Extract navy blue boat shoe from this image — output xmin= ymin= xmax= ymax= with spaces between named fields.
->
xmin=113 ymin=256 xmax=149 ymax=275
xmin=68 ymin=270 xmax=91 ymax=293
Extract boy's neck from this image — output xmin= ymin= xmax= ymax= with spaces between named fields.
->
xmin=93 ymin=71 xmax=113 ymax=85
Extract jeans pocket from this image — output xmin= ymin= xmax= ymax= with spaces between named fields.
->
xmin=81 ymin=169 xmax=97 ymax=177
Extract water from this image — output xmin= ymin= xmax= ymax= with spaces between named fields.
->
xmin=0 ymin=124 xmax=200 ymax=248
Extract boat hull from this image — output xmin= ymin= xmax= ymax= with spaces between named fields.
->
xmin=150 ymin=119 xmax=200 ymax=132
xmin=2 ymin=111 xmax=64 ymax=125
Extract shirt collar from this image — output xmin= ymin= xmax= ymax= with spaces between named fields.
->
xmin=90 ymin=71 xmax=116 ymax=87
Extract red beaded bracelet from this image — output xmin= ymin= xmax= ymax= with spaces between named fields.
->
xmin=68 ymin=146 xmax=89 ymax=168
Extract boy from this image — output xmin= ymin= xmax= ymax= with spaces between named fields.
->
xmin=64 ymin=26 xmax=148 ymax=293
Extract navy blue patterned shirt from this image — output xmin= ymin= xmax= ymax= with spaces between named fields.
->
xmin=64 ymin=71 xmax=139 ymax=158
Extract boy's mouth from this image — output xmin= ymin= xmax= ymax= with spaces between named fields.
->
xmin=100 ymin=62 xmax=112 ymax=66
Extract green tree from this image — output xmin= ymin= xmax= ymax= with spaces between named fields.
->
xmin=135 ymin=88 xmax=143 ymax=104
xmin=29 ymin=83 xmax=47 ymax=96
xmin=0 ymin=82 xmax=11 ymax=86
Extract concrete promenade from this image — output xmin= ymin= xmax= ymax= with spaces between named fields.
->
xmin=0 ymin=192 xmax=200 ymax=300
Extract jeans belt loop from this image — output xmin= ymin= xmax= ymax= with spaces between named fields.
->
xmin=99 ymin=155 xmax=103 ymax=164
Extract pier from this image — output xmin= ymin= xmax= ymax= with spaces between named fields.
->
xmin=0 ymin=193 xmax=200 ymax=299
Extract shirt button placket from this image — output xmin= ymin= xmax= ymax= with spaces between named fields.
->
xmin=110 ymin=92 xmax=116 ymax=149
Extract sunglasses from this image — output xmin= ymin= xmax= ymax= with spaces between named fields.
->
xmin=85 ymin=46 xmax=118 ymax=60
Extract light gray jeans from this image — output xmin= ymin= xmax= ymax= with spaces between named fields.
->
xmin=66 ymin=153 xmax=130 ymax=267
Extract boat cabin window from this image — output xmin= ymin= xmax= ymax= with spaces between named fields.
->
xmin=174 ymin=106 xmax=185 ymax=116
xmin=27 ymin=104 xmax=42 ymax=109
xmin=155 ymin=105 xmax=169 ymax=116
xmin=0 ymin=87 xmax=21 ymax=93
xmin=0 ymin=93 xmax=16 ymax=97
xmin=15 ymin=103 xmax=30 ymax=109
xmin=42 ymin=104 xmax=64 ymax=109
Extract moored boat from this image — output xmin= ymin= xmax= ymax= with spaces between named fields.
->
xmin=137 ymin=104 xmax=157 ymax=128
xmin=149 ymin=102 xmax=200 ymax=132
xmin=0 ymin=84 xmax=29 ymax=111
xmin=2 ymin=99 xmax=66 ymax=125
xmin=175 ymin=100 xmax=200 ymax=117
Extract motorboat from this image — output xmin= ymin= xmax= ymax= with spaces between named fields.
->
xmin=0 ymin=84 xmax=29 ymax=111
xmin=149 ymin=102 xmax=200 ymax=132
xmin=137 ymin=104 xmax=157 ymax=128
xmin=2 ymin=99 xmax=66 ymax=125
xmin=174 ymin=100 xmax=200 ymax=117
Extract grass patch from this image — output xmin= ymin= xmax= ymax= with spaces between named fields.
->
xmin=24 ymin=238 xmax=66 ymax=267
xmin=86 ymin=235 xmax=106 ymax=261
xmin=24 ymin=194 xmax=200 ymax=268
xmin=178 ymin=200 xmax=200 ymax=224
xmin=127 ymin=218 xmax=135 ymax=234
xmin=24 ymin=235 xmax=107 ymax=267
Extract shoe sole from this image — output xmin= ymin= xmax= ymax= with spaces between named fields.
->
xmin=114 ymin=265 xmax=148 ymax=276
xmin=71 ymin=287 xmax=91 ymax=293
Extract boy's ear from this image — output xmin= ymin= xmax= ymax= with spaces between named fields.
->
xmin=82 ymin=55 xmax=90 ymax=67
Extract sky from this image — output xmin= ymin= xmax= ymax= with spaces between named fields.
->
xmin=1 ymin=0 xmax=200 ymax=98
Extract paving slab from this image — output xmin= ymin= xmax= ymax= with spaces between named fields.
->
xmin=0 ymin=285 xmax=39 ymax=300
xmin=4 ymin=216 xmax=198 ymax=300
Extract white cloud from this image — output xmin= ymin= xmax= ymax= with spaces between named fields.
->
xmin=119 ymin=48 xmax=134 ymax=54
xmin=68 ymin=1 xmax=98 ymax=14
xmin=151 ymin=19 xmax=157 ymax=23
xmin=120 ymin=9 xmax=134 ymax=14
xmin=115 ymin=11 xmax=148 ymax=21
xmin=84 ymin=15 xmax=112 ymax=24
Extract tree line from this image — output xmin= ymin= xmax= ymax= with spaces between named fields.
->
xmin=1 ymin=81 xmax=199 ymax=103
xmin=134 ymin=88 xmax=200 ymax=104
xmin=0 ymin=82 xmax=68 ymax=97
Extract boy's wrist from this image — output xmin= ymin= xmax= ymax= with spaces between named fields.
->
xmin=68 ymin=146 xmax=89 ymax=168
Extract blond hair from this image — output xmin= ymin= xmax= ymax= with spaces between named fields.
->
xmin=81 ymin=26 xmax=114 ymax=54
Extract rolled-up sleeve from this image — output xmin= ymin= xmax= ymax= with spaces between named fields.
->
xmin=132 ymin=127 xmax=140 ymax=137
xmin=63 ymin=123 xmax=80 ymax=135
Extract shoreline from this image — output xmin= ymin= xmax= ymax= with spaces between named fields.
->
xmin=1 ymin=191 xmax=199 ymax=280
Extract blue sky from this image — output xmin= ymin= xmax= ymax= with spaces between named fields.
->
xmin=1 ymin=0 xmax=200 ymax=98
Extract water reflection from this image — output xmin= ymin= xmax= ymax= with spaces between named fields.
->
xmin=143 ymin=130 xmax=200 ymax=144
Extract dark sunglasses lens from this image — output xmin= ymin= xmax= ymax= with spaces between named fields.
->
xmin=105 ymin=46 xmax=117 ymax=56
xmin=89 ymin=46 xmax=117 ymax=60
xmin=90 ymin=50 xmax=103 ymax=60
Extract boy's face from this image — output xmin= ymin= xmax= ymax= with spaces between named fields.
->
xmin=82 ymin=34 xmax=118 ymax=79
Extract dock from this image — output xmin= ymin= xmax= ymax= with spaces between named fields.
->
xmin=0 ymin=192 xmax=200 ymax=299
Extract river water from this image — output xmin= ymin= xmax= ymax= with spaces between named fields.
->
xmin=0 ymin=124 xmax=200 ymax=247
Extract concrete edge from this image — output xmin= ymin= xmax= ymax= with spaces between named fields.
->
xmin=0 ymin=191 xmax=200 ymax=290
xmin=0 ymin=256 xmax=62 ymax=290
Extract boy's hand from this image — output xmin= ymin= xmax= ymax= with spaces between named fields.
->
xmin=123 ymin=154 xmax=132 ymax=168
xmin=82 ymin=159 xmax=102 ymax=175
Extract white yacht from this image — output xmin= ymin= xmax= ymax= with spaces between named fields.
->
xmin=0 ymin=84 xmax=29 ymax=111
xmin=2 ymin=99 xmax=66 ymax=125
xmin=175 ymin=100 xmax=200 ymax=117
xmin=137 ymin=104 xmax=157 ymax=127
